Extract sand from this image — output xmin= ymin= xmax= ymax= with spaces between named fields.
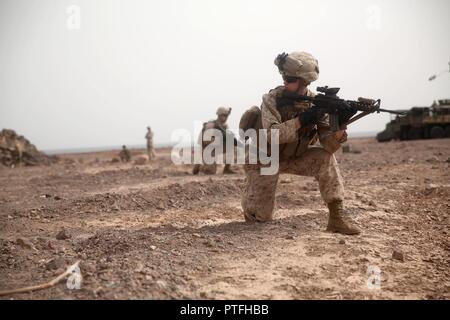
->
xmin=0 ymin=138 xmax=449 ymax=299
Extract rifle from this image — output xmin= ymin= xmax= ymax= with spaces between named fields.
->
xmin=220 ymin=127 xmax=245 ymax=148
xmin=277 ymin=86 xmax=406 ymax=131
xmin=209 ymin=125 xmax=244 ymax=148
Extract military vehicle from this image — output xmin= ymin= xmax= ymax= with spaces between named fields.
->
xmin=376 ymin=99 xmax=450 ymax=142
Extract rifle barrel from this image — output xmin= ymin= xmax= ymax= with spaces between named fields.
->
xmin=378 ymin=108 xmax=406 ymax=115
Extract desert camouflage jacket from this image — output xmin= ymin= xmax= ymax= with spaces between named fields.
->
xmin=261 ymin=86 xmax=342 ymax=160
xmin=198 ymin=119 xmax=228 ymax=148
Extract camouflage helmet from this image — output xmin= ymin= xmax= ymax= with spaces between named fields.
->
xmin=216 ymin=106 xmax=232 ymax=116
xmin=274 ymin=51 xmax=319 ymax=83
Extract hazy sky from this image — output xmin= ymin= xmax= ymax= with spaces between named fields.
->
xmin=1 ymin=0 xmax=449 ymax=150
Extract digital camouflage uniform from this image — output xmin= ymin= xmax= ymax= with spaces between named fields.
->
xmin=145 ymin=128 xmax=156 ymax=160
xmin=241 ymin=51 xmax=360 ymax=235
xmin=242 ymin=86 xmax=344 ymax=222
xmin=193 ymin=107 xmax=236 ymax=175
xmin=119 ymin=146 xmax=131 ymax=163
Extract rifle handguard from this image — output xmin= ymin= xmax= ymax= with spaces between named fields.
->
xmin=357 ymin=97 xmax=377 ymax=105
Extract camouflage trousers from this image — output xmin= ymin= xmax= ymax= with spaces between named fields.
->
xmin=241 ymin=146 xmax=344 ymax=222
xmin=147 ymin=145 xmax=156 ymax=160
xmin=194 ymin=162 xmax=220 ymax=175
xmin=193 ymin=145 xmax=235 ymax=175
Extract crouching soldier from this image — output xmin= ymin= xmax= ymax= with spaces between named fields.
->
xmin=119 ymin=145 xmax=131 ymax=163
xmin=193 ymin=107 xmax=237 ymax=175
xmin=240 ymin=51 xmax=360 ymax=235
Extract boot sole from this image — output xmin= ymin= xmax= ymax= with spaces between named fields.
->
xmin=326 ymin=227 xmax=361 ymax=235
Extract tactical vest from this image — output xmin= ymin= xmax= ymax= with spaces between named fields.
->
xmin=199 ymin=119 xmax=228 ymax=149
xmin=275 ymin=90 xmax=318 ymax=159
xmin=239 ymin=89 xmax=318 ymax=160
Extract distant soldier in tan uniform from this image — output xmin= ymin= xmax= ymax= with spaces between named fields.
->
xmin=119 ymin=145 xmax=131 ymax=163
xmin=241 ymin=51 xmax=360 ymax=235
xmin=145 ymin=127 xmax=156 ymax=160
xmin=193 ymin=107 xmax=237 ymax=175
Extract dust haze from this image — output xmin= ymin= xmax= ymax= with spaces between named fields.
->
xmin=0 ymin=0 xmax=449 ymax=150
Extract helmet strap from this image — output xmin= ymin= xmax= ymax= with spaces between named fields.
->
xmin=296 ymin=79 xmax=308 ymax=95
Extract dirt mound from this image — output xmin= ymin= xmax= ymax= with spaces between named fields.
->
xmin=36 ymin=179 xmax=244 ymax=217
xmin=0 ymin=129 xmax=56 ymax=167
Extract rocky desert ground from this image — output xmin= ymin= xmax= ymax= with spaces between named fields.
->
xmin=0 ymin=138 xmax=449 ymax=300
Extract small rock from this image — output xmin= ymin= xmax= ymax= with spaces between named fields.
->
xmin=74 ymin=233 xmax=95 ymax=242
xmin=57 ymin=246 xmax=67 ymax=254
xmin=392 ymin=250 xmax=405 ymax=262
xmin=56 ymin=229 xmax=71 ymax=240
xmin=426 ymin=156 xmax=439 ymax=163
xmin=54 ymin=196 xmax=62 ymax=201
xmin=339 ymin=239 xmax=346 ymax=245
xmin=134 ymin=262 xmax=144 ymax=273
xmin=16 ymin=238 xmax=34 ymax=250
xmin=46 ymin=257 xmax=66 ymax=270
xmin=446 ymin=157 xmax=450 ymax=163
xmin=134 ymin=154 xmax=148 ymax=165
xmin=44 ymin=241 xmax=56 ymax=250
xmin=368 ymin=200 xmax=377 ymax=207
xmin=145 ymin=275 xmax=154 ymax=281
xmin=78 ymin=253 xmax=87 ymax=260
xmin=81 ymin=261 xmax=96 ymax=274
xmin=155 ymin=280 xmax=167 ymax=290
xmin=149 ymin=245 xmax=157 ymax=251
xmin=98 ymin=262 xmax=109 ymax=270
xmin=285 ymin=235 xmax=295 ymax=240
xmin=203 ymin=240 xmax=214 ymax=247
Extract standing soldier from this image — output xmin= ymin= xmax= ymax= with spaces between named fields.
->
xmin=119 ymin=145 xmax=131 ymax=163
xmin=241 ymin=51 xmax=360 ymax=235
xmin=145 ymin=126 xmax=156 ymax=160
xmin=193 ymin=107 xmax=237 ymax=175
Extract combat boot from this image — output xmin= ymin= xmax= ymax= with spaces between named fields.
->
xmin=192 ymin=164 xmax=200 ymax=175
xmin=223 ymin=164 xmax=237 ymax=174
xmin=326 ymin=200 xmax=361 ymax=235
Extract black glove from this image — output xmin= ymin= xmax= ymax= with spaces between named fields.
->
xmin=338 ymin=102 xmax=357 ymax=124
xmin=298 ymin=108 xmax=319 ymax=127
